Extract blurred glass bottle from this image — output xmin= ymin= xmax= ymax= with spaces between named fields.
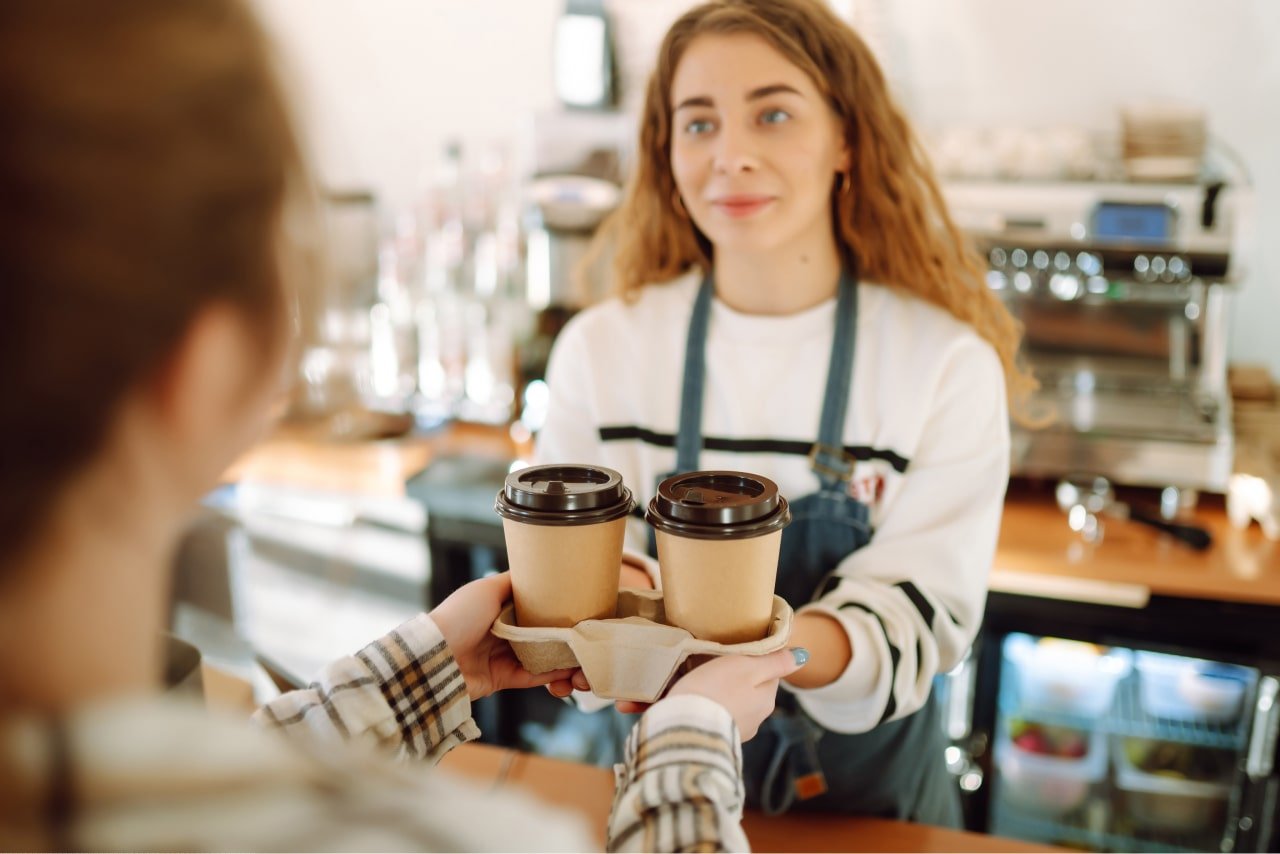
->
xmin=293 ymin=190 xmax=378 ymax=420
xmin=413 ymin=141 xmax=470 ymax=427
xmin=461 ymin=142 xmax=527 ymax=424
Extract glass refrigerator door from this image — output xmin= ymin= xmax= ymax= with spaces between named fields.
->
xmin=988 ymin=633 xmax=1267 ymax=852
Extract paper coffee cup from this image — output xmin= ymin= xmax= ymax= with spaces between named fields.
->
xmin=495 ymin=464 xmax=634 ymax=628
xmin=646 ymin=471 xmax=791 ymax=644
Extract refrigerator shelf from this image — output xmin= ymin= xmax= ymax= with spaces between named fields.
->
xmin=1000 ymin=668 xmax=1251 ymax=750
xmin=992 ymin=798 xmax=1214 ymax=853
xmin=1114 ymin=671 xmax=1251 ymax=749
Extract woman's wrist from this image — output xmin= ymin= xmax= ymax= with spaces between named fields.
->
xmin=782 ymin=611 xmax=851 ymax=689
xmin=619 ymin=562 xmax=655 ymax=589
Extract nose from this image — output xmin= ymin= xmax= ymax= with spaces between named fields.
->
xmin=712 ymin=123 xmax=759 ymax=175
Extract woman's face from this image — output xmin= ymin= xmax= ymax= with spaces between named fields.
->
xmin=669 ymin=33 xmax=849 ymax=258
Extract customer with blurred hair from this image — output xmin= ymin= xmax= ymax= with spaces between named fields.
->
xmin=0 ymin=1 xmax=805 ymax=850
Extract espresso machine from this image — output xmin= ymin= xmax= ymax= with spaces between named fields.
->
xmin=944 ymin=178 xmax=1251 ymax=495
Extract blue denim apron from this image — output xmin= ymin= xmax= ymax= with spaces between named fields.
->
xmin=651 ymin=271 xmax=961 ymax=824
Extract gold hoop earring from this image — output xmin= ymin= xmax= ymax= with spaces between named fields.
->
xmin=838 ymin=171 xmax=851 ymax=195
xmin=672 ymin=190 xmax=689 ymax=219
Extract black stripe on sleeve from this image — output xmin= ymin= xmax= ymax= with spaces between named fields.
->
xmin=894 ymin=580 xmax=960 ymax=629
xmin=894 ymin=581 xmax=935 ymax=628
xmin=597 ymin=425 xmax=910 ymax=473
xmin=817 ymin=573 xmax=842 ymax=599
xmin=838 ymin=601 xmax=899 ymax=725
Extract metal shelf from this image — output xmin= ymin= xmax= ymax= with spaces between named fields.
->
xmin=1000 ymin=660 xmax=1252 ymax=751
xmin=1112 ymin=672 xmax=1251 ymax=750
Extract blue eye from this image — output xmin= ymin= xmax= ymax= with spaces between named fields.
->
xmin=685 ymin=118 xmax=715 ymax=135
xmin=760 ymin=108 xmax=791 ymax=125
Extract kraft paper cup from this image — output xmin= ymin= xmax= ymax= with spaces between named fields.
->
xmin=646 ymin=471 xmax=791 ymax=644
xmin=653 ymin=528 xmax=784 ymax=644
xmin=495 ymin=464 xmax=634 ymax=628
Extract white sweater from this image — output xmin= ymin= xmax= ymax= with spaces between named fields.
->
xmin=536 ymin=270 xmax=1010 ymax=734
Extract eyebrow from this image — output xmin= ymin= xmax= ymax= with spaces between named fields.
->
xmin=673 ymin=83 xmax=804 ymax=112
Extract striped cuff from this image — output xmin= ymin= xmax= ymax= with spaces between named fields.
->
xmin=354 ymin=614 xmax=480 ymax=757
xmin=615 ymin=693 xmax=742 ymax=804
xmin=608 ymin=695 xmax=745 ymax=852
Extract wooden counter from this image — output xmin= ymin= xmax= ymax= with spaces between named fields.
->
xmin=994 ymin=482 xmax=1280 ymax=608
xmin=224 ymin=420 xmax=521 ymax=497
xmin=438 ymin=742 xmax=1061 ymax=852
xmin=228 ymin=422 xmax=1280 ymax=607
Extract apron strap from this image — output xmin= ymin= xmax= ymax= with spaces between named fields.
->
xmin=809 ymin=271 xmax=859 ymax=491
xmin=758 ymin=709 xmax=828 ymax=815
xmin=675 ymin=267 xmax=859 ymax=485
xmin=674 ymin=273 xmax=715 ymax=475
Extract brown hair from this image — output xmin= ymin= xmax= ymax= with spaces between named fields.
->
xmin=594 ymin=0 xmax=1034 ymax=411
xmin=0 ymin=0 xmax=302 ymax=561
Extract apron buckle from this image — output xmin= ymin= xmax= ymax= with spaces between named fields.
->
xmin=794 ymin=770 xmax=829 ymax=801
xmin=808 ymin=443 xmax=856 ymax=483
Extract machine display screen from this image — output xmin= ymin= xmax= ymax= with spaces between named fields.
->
xmin=1092 ymin=202 xmax=1175 ymax=243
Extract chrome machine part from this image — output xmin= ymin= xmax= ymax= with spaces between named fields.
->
xmin=1246 ymin=676 xmax=1279 ymax=780
xmin=941 ymin=649 xmax=985 ymax=795
xmin=945 ymin=178 xmax=1251 ymax=494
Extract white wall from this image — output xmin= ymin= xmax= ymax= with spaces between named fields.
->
xmin=252 ymin=0 xmax=561 ymax=212
xmin=880 ymin=0 xmax=1280 ymax=376
xmin=255 ymin=0 xmax=1280 ymax=373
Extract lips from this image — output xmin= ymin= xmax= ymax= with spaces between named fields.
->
xmin=710 ymin=194 xmax=775 ymax=219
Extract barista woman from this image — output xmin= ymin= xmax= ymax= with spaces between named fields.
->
xmin=538 ymin=0 xmax=1032 ymax=825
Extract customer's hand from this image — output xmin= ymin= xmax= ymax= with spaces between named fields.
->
xmin=431 ymin=572 xmax=580 ymax=701
xmin=618 ymin=649 xmax=809 ymax=741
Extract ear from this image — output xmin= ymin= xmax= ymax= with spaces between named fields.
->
xmin=147 ymin=304 xmax=272 ymax=486
xmin=831 ymin=113 xmax=853 ymax=175
xmin=835 ymin=132 xmax=852 ymax=175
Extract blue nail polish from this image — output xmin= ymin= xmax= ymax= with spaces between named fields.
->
xmin=791 ymin=647 xmax=810 ymax=666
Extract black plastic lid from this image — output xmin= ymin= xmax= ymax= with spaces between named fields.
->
xmin=494 ymin=463 xmax=634 ymax=526
xmin=646 ymin=471 xmax=791 ymax=539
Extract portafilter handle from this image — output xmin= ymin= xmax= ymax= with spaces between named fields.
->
xmin=1119 ymin=502 xmax=1214 ymax=551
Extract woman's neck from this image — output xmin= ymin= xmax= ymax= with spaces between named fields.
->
xmin=0 ymin=464 xmax=173 ymax=715
xmin=712 ymin=228 xmax=843 ymax=316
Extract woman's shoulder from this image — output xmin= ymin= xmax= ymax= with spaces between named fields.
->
xmin=861 ymin=281 xmax=998 ymax=362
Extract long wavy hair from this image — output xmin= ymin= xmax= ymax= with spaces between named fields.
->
xmin=592 ymin=0 xmax=1035 ymax=412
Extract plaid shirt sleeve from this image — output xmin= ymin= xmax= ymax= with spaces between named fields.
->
xmin=607 ymin=694 xmax=748 ymax=853
xmin=252 ymin=614 xmax=479 ymax=762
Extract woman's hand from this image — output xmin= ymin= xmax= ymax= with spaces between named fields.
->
xmin=619 ymin=648 xmax=810 ymax=741
xmin=430 ymin=572 xmax=580 ymax=701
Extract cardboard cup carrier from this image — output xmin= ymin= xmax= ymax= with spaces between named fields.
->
xmin=494 ymin=464 xmax=633 ymax=628
xmin=647 ymin=471 xmax=791 ymax=644
xmin=492 ymin=588 xmax=793 ymax=702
